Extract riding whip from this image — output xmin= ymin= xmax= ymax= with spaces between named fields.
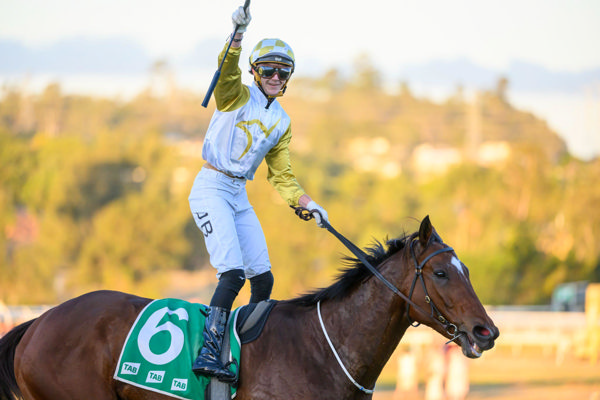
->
xmin=201 ymin=0 xmax=251 ymax=108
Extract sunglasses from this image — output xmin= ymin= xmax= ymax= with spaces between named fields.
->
xmin=256 ymin=65 xmax=293 ymax=80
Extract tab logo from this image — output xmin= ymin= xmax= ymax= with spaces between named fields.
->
xmin=171 ymin=378 xmax=188 ymax=391
xmin=146 ymin=370 xmax=165 ymax=384
xmin=121 ymin=362 xmax=140 ymax=375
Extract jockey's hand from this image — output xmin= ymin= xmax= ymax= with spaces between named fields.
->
xmin=232 ymin=6 xmax=251 ymax=33
xmin=306 ymin=200 xmax=329 ymax=228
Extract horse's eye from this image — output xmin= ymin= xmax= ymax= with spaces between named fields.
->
xmin=434 ymin=270 xmax=448 ymax=278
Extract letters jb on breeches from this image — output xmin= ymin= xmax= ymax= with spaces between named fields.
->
xmin=195 ymin=211 xmax=213 ymax=237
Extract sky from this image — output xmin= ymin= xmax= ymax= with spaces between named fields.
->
xmin=1 ymin=0 xmax=600 ymax=159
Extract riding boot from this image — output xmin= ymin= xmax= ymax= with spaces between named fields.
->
xmin=192 ymin=306 xmax=237 ymax=383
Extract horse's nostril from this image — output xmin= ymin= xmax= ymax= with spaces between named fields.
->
xmin=474 ymin=325 xmax=491 ymax=338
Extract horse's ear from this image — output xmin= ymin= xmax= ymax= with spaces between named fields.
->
xmin=419 ymin=215 xmax=433 ymax=247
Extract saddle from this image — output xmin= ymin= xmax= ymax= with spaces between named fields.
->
xmin=236 ymin=299 xmax=277 ymax=344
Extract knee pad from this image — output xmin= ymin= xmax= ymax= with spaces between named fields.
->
xmin=249 ymin=271 xmax=274 ymax=303
xmin=210 ymin=269 xmax=246 ymax=309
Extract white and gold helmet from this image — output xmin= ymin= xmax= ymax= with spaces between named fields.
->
xmin=249 ymin=38 xmax=295 ymax=97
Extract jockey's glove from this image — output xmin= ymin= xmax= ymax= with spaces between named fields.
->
xmin=232 ymin=6 xmax=251 ymax=33
xmin=307 ymin=200 xmax=329 ymax=228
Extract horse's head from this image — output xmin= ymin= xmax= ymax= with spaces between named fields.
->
xmin=401 ymin=216 xmax=499 ymax=358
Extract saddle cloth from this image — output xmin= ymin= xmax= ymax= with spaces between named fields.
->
xmin=114 ymin=298 xmax=277 ymax=400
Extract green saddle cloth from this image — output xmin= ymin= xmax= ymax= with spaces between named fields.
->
xmin=114 ymin=298 xmax=241 ymax=400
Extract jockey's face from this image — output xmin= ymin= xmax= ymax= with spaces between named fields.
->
xmin=255 ymin=62 xmax=291 ymax=96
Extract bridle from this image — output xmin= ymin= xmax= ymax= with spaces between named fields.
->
xmin=406 ymin=237 xmax=459 ymax=336
xmin=294 ymin=207 xmax=467 ymax=394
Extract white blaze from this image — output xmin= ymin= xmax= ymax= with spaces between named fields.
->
xmin=451 ymin=256 xmax=465 ymax=276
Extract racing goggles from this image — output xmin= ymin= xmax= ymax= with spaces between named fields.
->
xmin=256 ymin=65 xmax=292 ymax=80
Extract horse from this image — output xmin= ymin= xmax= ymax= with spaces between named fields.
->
xmin=0 ymin=216 xmax=499 ymax=400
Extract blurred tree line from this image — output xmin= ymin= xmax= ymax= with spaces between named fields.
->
xmin=1 ymin=62 xmax=599 ymax=305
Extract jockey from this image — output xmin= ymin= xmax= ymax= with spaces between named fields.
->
xmin=189 ymin=6 xmax=329 ymax=383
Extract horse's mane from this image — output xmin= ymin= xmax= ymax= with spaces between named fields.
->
xmin=286 ymin=231 xmax=418 ymax=307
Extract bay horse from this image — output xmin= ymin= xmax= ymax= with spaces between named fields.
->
xmin=0 ymin=216 xmax=498 ymax=400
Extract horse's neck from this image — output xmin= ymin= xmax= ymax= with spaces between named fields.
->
xmin=321 ymin=267 xmax=412 ymax=386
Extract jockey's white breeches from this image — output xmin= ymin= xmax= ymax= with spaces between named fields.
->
xmin=189 ymin=167 xmax=271 ymax=279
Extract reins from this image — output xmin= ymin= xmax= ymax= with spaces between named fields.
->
xmin=293 ymin=206 xmax=466 ymax=394
xmin=292 ymin=206 xmax=459 ymax=334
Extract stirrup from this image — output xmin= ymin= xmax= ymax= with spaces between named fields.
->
xmin=192 ymin=357 xmax=237 ymax=383
xmin=193 ymin=366 xmax=237 ymax=384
